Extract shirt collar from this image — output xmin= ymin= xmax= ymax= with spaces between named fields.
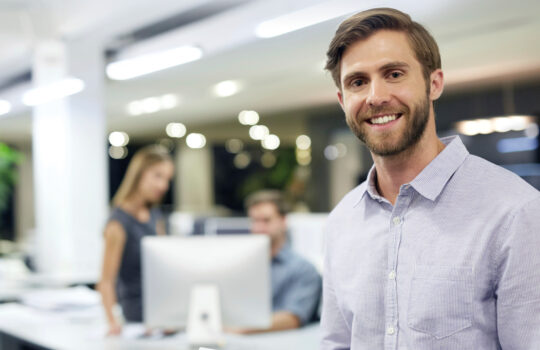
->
xmin=354 ymin=135 xmax=469 ymax=206
xmin=273 ymin=244 xmax=292 ymax=264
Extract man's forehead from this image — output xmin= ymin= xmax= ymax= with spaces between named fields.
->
xmin=340 ymin=30 xmax=418 ymax=73
xmin=249 ymin=201 xmax=280 ymax=215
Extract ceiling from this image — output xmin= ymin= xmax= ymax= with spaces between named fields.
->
xmin=0 ymin=0 xmax=539 ymax=144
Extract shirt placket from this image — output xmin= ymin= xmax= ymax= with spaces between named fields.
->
xmin=385 ymin=186 xmax=412 ymax=350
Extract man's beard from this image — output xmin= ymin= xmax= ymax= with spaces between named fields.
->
xmin=346 ymin=94 xmax=430 ymax=157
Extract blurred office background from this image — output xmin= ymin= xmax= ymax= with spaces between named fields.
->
xmin=0 ymin=0 xmax=539 ymax=276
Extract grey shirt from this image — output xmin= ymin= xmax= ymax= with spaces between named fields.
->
xmin=271 ymin=244 xmax=322 ymax=326
xmin=321 ymin=136 xmax=540 ymax=349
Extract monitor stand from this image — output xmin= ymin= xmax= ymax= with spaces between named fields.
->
xmin=187 ymin=284 xmax=225 ymax=348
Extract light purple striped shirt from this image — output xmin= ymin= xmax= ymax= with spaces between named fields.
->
xmin=321 ymin=136 xmax=540 ymax=350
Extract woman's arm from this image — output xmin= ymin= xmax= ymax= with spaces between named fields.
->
xmin=96 ymin=220 xmax=126 ymax=336
xmin=156 ymin=218 xmax=167 ymax=236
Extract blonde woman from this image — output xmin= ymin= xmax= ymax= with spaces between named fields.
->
xmin=97 ymin=145 xmax=174 ymax=336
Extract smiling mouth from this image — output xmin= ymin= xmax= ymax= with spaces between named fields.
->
xmin=367 ymin=113 xmax=402 ymax=125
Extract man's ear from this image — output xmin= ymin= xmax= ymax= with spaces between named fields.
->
xmin=337 ymin=90 xmax=345 ymax=111
xmin=429 ymin=69 xmax=444 ymax=101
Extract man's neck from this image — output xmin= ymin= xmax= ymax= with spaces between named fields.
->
xmin=372 ymin=128 xmax=445 ymax=205
xmin=271 ymin=236 xmax=286 ymax=258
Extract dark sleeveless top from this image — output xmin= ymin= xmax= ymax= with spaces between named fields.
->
xmin=108 ymin=206 xmax=161 ymax=322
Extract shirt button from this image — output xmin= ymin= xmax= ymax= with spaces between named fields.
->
xmin=392 ymin=217 xmax=401 ymax=226
xmin=387 ymin=326 xmax=395 ymax=335
xmin=388 ymin=270 xmax=396 ymax=280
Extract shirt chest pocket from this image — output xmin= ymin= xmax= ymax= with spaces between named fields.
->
xmin=407 ymin=265 xmax=473 ymax=339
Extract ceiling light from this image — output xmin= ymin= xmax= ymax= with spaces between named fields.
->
xmin=109 ymin=131 xmax=129 ymax=147
xmin=166 ymin=122 xmax=187 ymax=138
xmin=262 ymin=134 xmax=280 ymax=150
xmin=296 ymin=148 xmax=312 ymax=166
xmin=161 ymin=94 xmax=178 ymax=109
xmin=456 ymin=115 xmax=535 ymax=136
xmin=109 ymin=146 xmax=128 ymax=159
xmin=127 ymin=93 xmax=179 ymax=116
xmin=234 ymin=152 xmax=251 ymax=169
xmin=456 ymin=120 xmax=479 ymax=136
xmin=106 ymin=46 xmax=203 ymax=81
xmin=255 ymin=1 xmax=359 ymax=38
xmin=324 ymin=145 xmax=339 ymax=160
xmin=0 ymin=100 xmax=11 ymax=116
xmin=127 ymin=101 xmax=143 ymax=116
xmin=492 ymin=117 xmax=512 ymax=133
xmin=238 ymin=110 xmax=260 ymax=125
xmin=261 ymin=152 xmax=277 ymax=168
xmin=213 ymin=80 xmax=241 ymax=98
xmin=296 ymin=135 xmax=311 ymax=150
xmin=22 ymin=77 xmax=85 ymax=106
xmin=225 ymin=139 xmax=244 ymax=153
xmin=476 ymin=119 xmax=494 ymax=134
xmin=508 ymin=116 xmax=530 ymax=131
xmin=141 ymin=97 xmax=161 ymax=114
xmin=249 ymin=125 xmax=269 ymax=140
xmin=186 ymin=133 xmax=206 ymax=149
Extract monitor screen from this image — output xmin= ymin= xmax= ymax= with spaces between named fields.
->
xmin=141 ymin=235 xmax=271 ymax=329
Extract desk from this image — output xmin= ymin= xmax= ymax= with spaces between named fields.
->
xmin=0 ymin=303 xmax=320 ymax=350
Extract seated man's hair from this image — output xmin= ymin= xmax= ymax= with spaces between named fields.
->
xmin=245 ymin=190 xmax=290 ymax=216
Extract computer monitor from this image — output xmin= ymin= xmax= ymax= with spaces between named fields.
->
xmin=141 ymin=235 xmax=271 ymax=343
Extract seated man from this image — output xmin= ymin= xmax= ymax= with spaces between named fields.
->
xmin=238 ymin=190 xmax=322 ymax=333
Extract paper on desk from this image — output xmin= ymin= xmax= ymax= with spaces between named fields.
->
xmin=20 ymin=286 xmax=100 ymax=311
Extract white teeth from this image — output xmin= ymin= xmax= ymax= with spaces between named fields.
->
xmin=371 ymin=114 xmax=398 ymax=125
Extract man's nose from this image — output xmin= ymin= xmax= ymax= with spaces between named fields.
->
xmin=366 ymin=79 xmax=391 ymax=107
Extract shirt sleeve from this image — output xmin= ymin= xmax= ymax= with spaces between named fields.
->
xmin=275 ymin=262 xmax=322 ymax=326
xmin=320 ymin=231 xmax=351 ymax=350
xmin=495 ymin=195 xmax=540 ymax=348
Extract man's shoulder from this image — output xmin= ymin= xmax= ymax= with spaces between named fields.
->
xmin=457 ymin=154 xmax=539 ymax=204
xmin=281 ymin=247 xmax=320 ymax=277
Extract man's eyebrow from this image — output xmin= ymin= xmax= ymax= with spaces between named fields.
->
xmin=379 ymin=61 xmax=410 ymax=71
xmin=342 ymin=71 xmax=368 ymax=85
xmin=341 ymin=61 xmax=410 ymax=85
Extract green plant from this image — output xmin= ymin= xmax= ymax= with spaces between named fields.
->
xmin=0 ymin=142 xmax=22 ymax=214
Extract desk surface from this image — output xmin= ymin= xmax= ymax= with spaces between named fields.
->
xmin=0 ymin=303 xmax=320 ymax=350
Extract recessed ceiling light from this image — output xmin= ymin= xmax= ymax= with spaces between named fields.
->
xmin=213 ymin=80 xmax=241 ymax=98
xmin=107 ymin=46 xmax=203 ymax=80
xmin=22 ymin=77 xmax=85 ymax=106
xmin=262 ymin=134 xmax=280 ymax=150
xmin=109 ymin=131 xmax=129 ymax=147
xmin=186 ymin=133 xmax=206 ymax=149
xmin=166 ymin=123 xmax=187 ymax=138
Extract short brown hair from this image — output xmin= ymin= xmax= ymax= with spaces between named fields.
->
xmin=325 ymin=8 xmax=441 ymax=89
xmin=245 ymin=190 xmax=290 ymax=216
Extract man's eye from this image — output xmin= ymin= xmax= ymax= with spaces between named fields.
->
xmin=352 ymin=79 xmax=365 ymax=87
xmin=389 ymin=71 xmax=402 ymax=79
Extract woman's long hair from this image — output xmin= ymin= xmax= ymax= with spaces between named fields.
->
xmin=112 ymin=145 xmax=172 ymax=207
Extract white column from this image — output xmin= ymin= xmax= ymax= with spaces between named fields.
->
xmin=175 ymin=143 xmax=214 ymax=213
xmin=32 ymin=38 xmax=107 ymax=276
